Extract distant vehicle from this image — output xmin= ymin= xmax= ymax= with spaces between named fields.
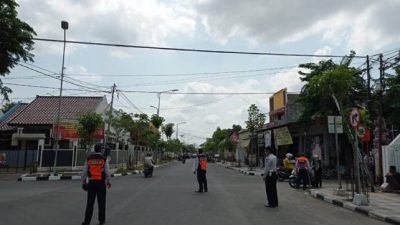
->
xmin=214 ymin=154 xmax=221 ymax=162
xmin=192 ymin=154 xmax=197 ymax=158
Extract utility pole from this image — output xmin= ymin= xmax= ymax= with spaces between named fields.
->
xmin=377 ymin=54 xmax=384 ymax=184
xmin=366 ymin=55 xmax=375 ymax=192
xmin=53 ymin=21 xmax=68 ymax=172
xmin=106 ymin=84 xmax=116 ymax=147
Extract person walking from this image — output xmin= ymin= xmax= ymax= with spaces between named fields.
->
xmin=81 ymin=144 xmax=111 ymax=225
xmin=295 ymin=153 xmax=310 ymax=190
xmin=263 ymin=146 xmax=278 ymax=208
xmin=193 ymin=149 xmax=208 ymax=193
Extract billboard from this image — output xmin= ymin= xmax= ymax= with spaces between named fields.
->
xmin=271 ymin=88 xmax=286 ymax=111
xmin=274 ymin=126 xmax=293 ymax=146
xmin=53 ymin=121 xmax=104 ymax=140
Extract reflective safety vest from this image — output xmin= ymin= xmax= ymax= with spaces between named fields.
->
xmin=87 ymin=155 xmax=105 ymax=181
xmin=198 ymin=156 xmax=207 ymax=170
xmin=297 ymin=157 xmax=309 ymax=170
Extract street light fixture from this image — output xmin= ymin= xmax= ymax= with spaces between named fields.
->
xmin=54 ymin=20 xmax=68 ymax=171
xmin=155 ymin=89 xmax=178 ymax=116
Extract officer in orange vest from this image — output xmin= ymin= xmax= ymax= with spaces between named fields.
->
xmin=295 ymin=153 xmax=310 ymax=190
xmin=81 ymin=144 xmax=111 ymax=225
xmin=193 ymin=149 xmax=208 ymax=193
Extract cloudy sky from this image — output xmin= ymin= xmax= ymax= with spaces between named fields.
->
xmin=5 ymin=0 xmax=400 ymax=145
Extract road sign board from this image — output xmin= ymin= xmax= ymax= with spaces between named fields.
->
xmin=328 ymin=116 xmax=343 ymax=134
xmin=350 ymin=108 xmax=360 ymax=128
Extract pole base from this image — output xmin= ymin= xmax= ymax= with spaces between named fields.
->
xmin=353 ymin=193 xmax=369 ymax=206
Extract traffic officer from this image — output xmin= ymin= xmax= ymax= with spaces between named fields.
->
xmin=263 ymin=146 xmax=278 ymax=208
xmin=81 ymin=144 xmax=111 ymax=225
xmin=295 ymin=153 xmax=310 ymax=190
xmin=193 ymin=149 xmax=208 ymax=193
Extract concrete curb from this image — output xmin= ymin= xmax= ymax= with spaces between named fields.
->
xmin=308 ymin=189 xmax=400 ymax=225
xmin=17 ymin=161 xmax=173 ymax=182
xmin=217 ymin=163 xmax=265 ymax=176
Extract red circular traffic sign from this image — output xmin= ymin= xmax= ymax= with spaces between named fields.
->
xmin=350 ymin=108 xmax=360 ymax=128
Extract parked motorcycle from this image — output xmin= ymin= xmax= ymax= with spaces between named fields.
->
xmin=277 ymin=167 xmax=291 ymax=182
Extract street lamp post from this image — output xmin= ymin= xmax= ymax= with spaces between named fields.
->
xmin=53 ymin=20 xmax=68 ymax=172
xmin=153 ymin=89 xmax=178 ymax=116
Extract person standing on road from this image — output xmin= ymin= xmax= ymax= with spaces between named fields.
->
xmin=263 ymin=146 xmax=278 ymax=208
xmin=295 ymin=153 xmax=310 ymax=190
xmin=81 ymin=144 xmax=111 ymax=225
xmin=193 ymin=149 xmax=208 ymax=193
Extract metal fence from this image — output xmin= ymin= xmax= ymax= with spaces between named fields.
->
xmin=0 ymin=145 xmax=162 ymax=171
xmin=0 ymin=149 xmax=37 ymax=170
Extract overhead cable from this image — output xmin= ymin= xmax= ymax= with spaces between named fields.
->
xmin=32 ymin=37 xmax=367 ymax=58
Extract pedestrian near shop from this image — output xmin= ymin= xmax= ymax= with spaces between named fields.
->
xmin=193 ymin=149 xmax=208 ymax=193
xmin=263 ymin=146 xmax=278 ymax=208
xmin=295 ymin=153 xmax=310 ymax=190
xmin=81 ymin=144 xmax=111 ymax=225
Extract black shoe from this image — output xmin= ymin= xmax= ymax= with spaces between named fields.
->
xmin=195 ymin=190 xmax=203 ymax=193
xmin=99 ymin=221 xmax=105 ymax=225
xmin=205 ymin=189 xmax=208 ymax=192
xmin=81 ymin=223 xmax=89 ymax=225
xmin=264 ymin=204 xmax=275 ymax=208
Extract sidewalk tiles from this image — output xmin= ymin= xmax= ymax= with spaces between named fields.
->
xmin=309 ymin=188 xmax=400 ymax=225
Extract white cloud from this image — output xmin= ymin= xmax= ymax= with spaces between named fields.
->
xmin=192 ymin=0 xmax=400 ymax=53
xmin=204 ymin=114 xmax=220 ymax=124
xmin=17 ymin=0 xmax=197 ymax=57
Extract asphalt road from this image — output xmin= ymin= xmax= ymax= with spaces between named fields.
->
xmin=0 ymin=161 xmax=387 ymax=225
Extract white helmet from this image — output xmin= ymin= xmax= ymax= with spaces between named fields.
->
xmin=286 ymin=153 xmax=293 ymax=159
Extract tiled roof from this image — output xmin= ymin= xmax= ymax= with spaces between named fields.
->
xmin=0 ymin=103 xmax=28 ymax=131
xmin=9 ymin=96 xmax=105 ymax=125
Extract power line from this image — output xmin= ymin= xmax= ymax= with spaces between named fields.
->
xmin=65 ymin=66 xmax=297 ymax=77
xmin=119 ymin=90 xmax=290 ymax=95
xmin=118 ymin=91 xmax=144 ymax=114
xmin=32 ymin=37 xmax=367 ymax=58
xmin=17 ymin=63 xmax=109 ymax=93
xmin=3 ymin=82 xmax=110 ymax=93
xmin=117 ymin=69 xmax=295 ymax=87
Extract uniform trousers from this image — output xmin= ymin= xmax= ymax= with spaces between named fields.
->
xmin=265 ymin=172 xmax=278 ymax=207
xmin=197 ymin=169 xmax=208 ymax=192
xmin=83 ymin=181 xmax=106 ymax=224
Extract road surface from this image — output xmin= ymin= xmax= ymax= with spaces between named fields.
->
xmin=0 ymin=161 xmax=387 ymax=225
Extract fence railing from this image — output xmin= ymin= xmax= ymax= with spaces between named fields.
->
xmin=0 ymin=145 xmax=162 ymax=171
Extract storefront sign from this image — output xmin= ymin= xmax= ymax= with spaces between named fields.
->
xmin=274 ymin=126 xmax=293 ymax=146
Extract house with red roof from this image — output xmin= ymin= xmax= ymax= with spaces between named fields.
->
xmin=7 ymin=96 xmax=109 ymax=150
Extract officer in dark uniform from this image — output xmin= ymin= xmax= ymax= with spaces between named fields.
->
xmin=81 ymin=144 xmax=111 ymax=225
xmin=193 ymin=149 xmax=208 ymax=193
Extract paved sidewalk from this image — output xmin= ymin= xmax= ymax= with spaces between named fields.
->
xmin=309 ymin=187 xmax=400 ymax=225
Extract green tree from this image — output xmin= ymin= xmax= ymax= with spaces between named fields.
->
xmin=164 ymin=139 xmax=183 ymax=153
xmin=296 ymin=52 xmax=369 ymax=192
xmin=110 ymin=110 xmax=134 ymax=146
xmin=150 ymin=114 xmax=165 ymax=129
xmin=245 ymin=104 xmax=266 ymax=132
xmin=130 ymin=113 xmax=150 ymax=145
xmin=76 ymin=112 xmax=104 ymax=151
xmin=162 ymin=123 xmax=174 ymax=139
xmin=1 ymin=0 xmax=36 ymax=100
xmin=384 ymin=66 xmax=400 ymax=129
xmin=1 ymin=102 xmax=16 ymax=113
